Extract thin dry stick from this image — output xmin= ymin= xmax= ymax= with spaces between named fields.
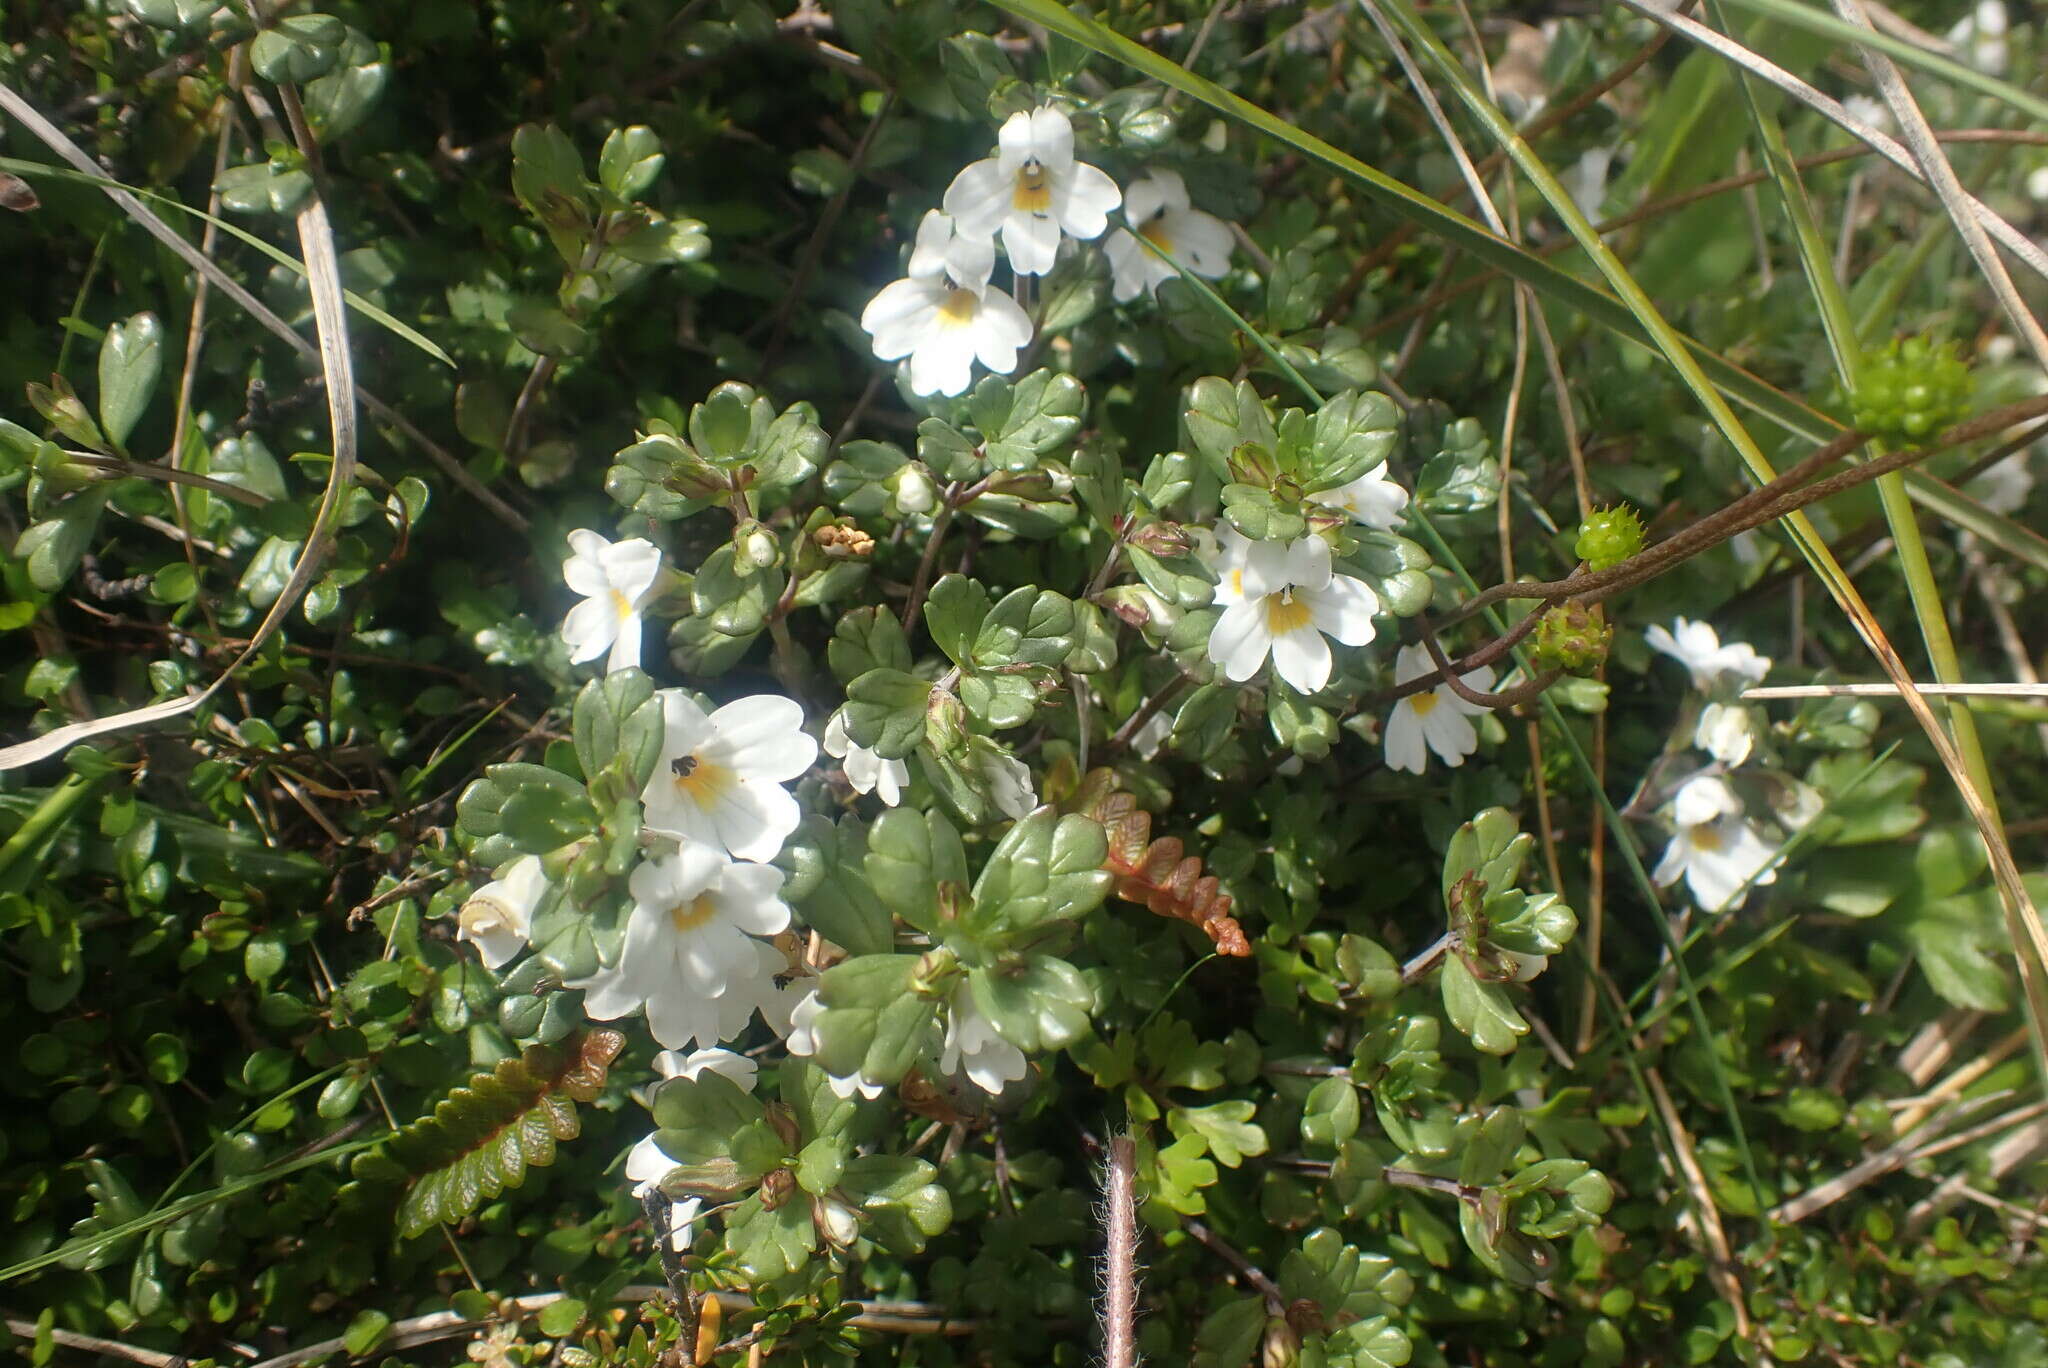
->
xmin=1612 ymin=0 xmax=2048 ymax=286
xmin=1894 ymin=1025 xmax=2031 ymax=1134
xmin=0 ymin=83 xmax=360 ymax=771
xmin=1101 ymin=1135 xmax=1139 ymax=1368
xmin=1743 ymin=682 xmax=2048 ymax=700
xmin=1828 ymin=0 xmax=2048 ymax=371
xmin=0 ymin=1315 xmax=241 ymax=1367
xmin=0 ymin=83 xmax=528 ymax=533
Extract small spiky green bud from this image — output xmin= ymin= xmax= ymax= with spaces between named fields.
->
xmin=1529 ymin=602 xmax=1612 ymax=676
xmin=1850 ymin=334 xmax=1974 ymax=440
xmin=1573 ymin=505 xmax=1644 ymax=572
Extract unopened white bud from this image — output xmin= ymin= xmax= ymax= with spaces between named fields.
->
xmin=892 ymin=463 xmax=937 ymax=515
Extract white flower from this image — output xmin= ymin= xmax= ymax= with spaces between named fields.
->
xmin=1645 ymin=618 xmax=1770 ymax=693
xmin=626 ymin=1047 xmax=758 ymax=1250
xmin=1314 ymin=462 xmax=1409 ymax=531
xmin=1693 ymin=701 xmax=1757 ymax=768
xmin=652 ymin=1046 xmax=758 ymax=1092
xmin=576 ymin=844 xmax=792 ymax=1049
xmin=784 ymin=989 xmax=886 ymax=1100
xmin=457 ymin=855 xmax=547 ymax=969
xmin=943 ymin=105 xmax=1121 ymax=277
xmin=891 ymin=462 xmax=938 ymax=515
xmin=561 ymin=530 xmax=662 ymax=675
xmin=1564 ymin=146 xmax=1615 ymax=221
xmin=817 ymin=1196 xmax=862 ymax=1248
xmin=861 ymin=210 xmax=1034 ymax=397
xmin=1968 ymin=451 xmax=2033 ymax=515
xmin=1102 ymin=169 xmax=1233 ymax=302
xmin=976 ymin=743 xmax=1037 ymax=821
xmin=641 ymin=691 xmax=817 ymax=862
xmin=823 ymin=709 xmax=907 ymax=806
xmin=1131 ymin=709 xmax=1175 ymax=761
xmin=1383 ymin=642 xmax=1495 ymax=775
xmin=939 ymin=984 xmax=1027 ymax=1095
xmin=1206 ymin=533 xmax=1378 ymax=695
xmin=2028 ymin=166 xmax=2048 ymax=204
xmin=1946 ymin=0 xmax=2008 ymax=75
xmin=1494 ymin=948 xmax=1549 ymax=983
xmin=1841 ymin=94 xmax=1892 ymax=133
xmin=1652 ymin=775 xmax=1781 ymax=913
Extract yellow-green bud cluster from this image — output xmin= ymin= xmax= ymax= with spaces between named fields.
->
xmin=1850 ymin=335 xmax=1973 ymax=440
xmin=1529 ymin=602 xmax=1611 ymax=676
xmin=1573 ymin=505 xmax=1644 ymax=572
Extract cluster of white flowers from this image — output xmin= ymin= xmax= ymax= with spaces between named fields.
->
xmin=1642 ymin=617 xmax=1810 ymax=913
xmin=1198 ymin=463 xmax=1412 ymax=699
xmin=860 ymin=105 xmax=1236 ymax=396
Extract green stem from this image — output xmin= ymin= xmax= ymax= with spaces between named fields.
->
xmin=0 ymin=772 xmax=102 ymax=887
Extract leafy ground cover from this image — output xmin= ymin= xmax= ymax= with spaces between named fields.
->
xmin=3 ymin=2 xmax=2048 ymax=1366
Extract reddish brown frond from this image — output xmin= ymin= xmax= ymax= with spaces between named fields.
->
xmin=1075 ymin=767 xmax=1250 ymax=957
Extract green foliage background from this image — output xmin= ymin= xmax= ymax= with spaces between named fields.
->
xmin=3 ymin=2 xmax=2048 ymax=1367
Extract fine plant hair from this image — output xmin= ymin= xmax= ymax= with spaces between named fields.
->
xmin=1098 ymin=1134 xmax=1140 ymax=1368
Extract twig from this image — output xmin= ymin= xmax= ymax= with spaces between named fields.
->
xmin=246 ymin=1288 xmax=976 ymax=1368
xmin=1101 ymin=1135 xmax=1139 ymax=1368
xmin=1183 ymin=1219 xmax=1283 ymax=1313
xmin=1741 ymin=682 xmax=2048 ymax=700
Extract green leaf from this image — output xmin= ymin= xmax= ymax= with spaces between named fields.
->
xmin=1183 ymin=377 xmax=1277 ymax=482
xmin=141 ymin=1033 xmax=188 ymax=1085
xmin=966 ymin=809 xmax=1111 ymax=941
xmin=1301 ymin=1076 xmax=1360 ymax=1151
xmin=866 ymin=806 xmax=968 ymax=933
xmin=506 ymin=298 xmax=589 ymax=357
xmin=1169 ymin=1099 xmax=1268 ymax=1167
xmin=1193 ymin=1297 xmax=1267 ymax=1368
xmin=343 ymin=1309 xmax=391 ymax=1356
xmin=690 ymin=545 xmax=781 ymax=636
xmin=787 ymin=818 xmax=894 ymax=957
xmin=214 ymin=160 xmax=315 ymax=217
xmin=96 ymin=313 xmax=161 ymax=450
xmin=829 ymin=606 xmax=914 ymax=682
xmin=1440 ymin=956 xmax=1527 ymax=1055
xmin=969 ymin=956 xmax=1094 ymax=1053
xmin=1302 ymin=389 xmax=1398 ymax=492
xmin=974 ymin=585 xmax=1075 ymax=668
xmin=814 ymin=956 xmax=942 ymax=1085
xmin=599 ymin=125 xmax=665 ymax=200
xmin=536 ymin=1298 xmax=586 ymax=1338
xmin=571 ymin=670 xmax=661 ymax=790
xmin=16 ymin=489 xmax=110 ymax=592
xmin=842 ymin=668 xmax=933 ymax=761
xmin=972 ymin=369 xmax=1087 ymax=471
xmin=249 ymin=14 xmax=348 ymax=83
xmin=123 ymin=0 xmax=219 ymax=29
xmin=726 ymin=1194 xmax=816 ymax=1280
xmin=924 ymin=574 xmax=990 ymax=668
xmin=302 ymin=34 xmax=388 ymax=141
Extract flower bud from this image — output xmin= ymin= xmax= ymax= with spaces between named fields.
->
xmin=1101 ymin=584 xmax=1179 ymax=631
xmin=1528 ymin=602 xmax=1612 ymax=676
xmin=1572 ymin=505 xmax=1645 ymax=572
xmin=813 ymin=522 xmax=875 ymax=559
xmin=910 ymin=945 xmax=960 ymax=997
xmin=759 ymin=1168 xmax=798 ymax=1210
xmin=1129 ymin=520 xmax=1192 ymax=558
xmin=733 ymin=520 xmax=780 ymax=571
xmin=1261 ymin=1317 xmax=1302 ymax=1368
xmin=891 ymin=462 xmax=938 ymax=515
xmin=816 ymin=1196 xmax=861 ymax=1249
xmin=926 ymin=687 xmax=969 ymax=757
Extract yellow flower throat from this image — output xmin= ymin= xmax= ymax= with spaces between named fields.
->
xmin=1011 ymin=161 xmax=1052 ymax=213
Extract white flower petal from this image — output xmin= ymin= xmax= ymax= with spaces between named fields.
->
xmin=1207 ymin=600 xmax=1272 ymax=682
xmin=1270 ymin=623 xmax=1333 ymax=694
xmin=1026 ymin=105 xmax=1074 ymax=172
xmin=1056 ymin=162 xmax=1122 ymax=240
xmin=1003 ymin=210 xmax=1062 ymax=277
xmin=707 ymin=695 xmax=817 ymax=781
xmin=942 ymin=158 xmax=1012 ymax=240
xmin=1307 ymin=574 xmax=1378 ymax=647
xmin=1383 ymin=703 xmax=1428 ymax=774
